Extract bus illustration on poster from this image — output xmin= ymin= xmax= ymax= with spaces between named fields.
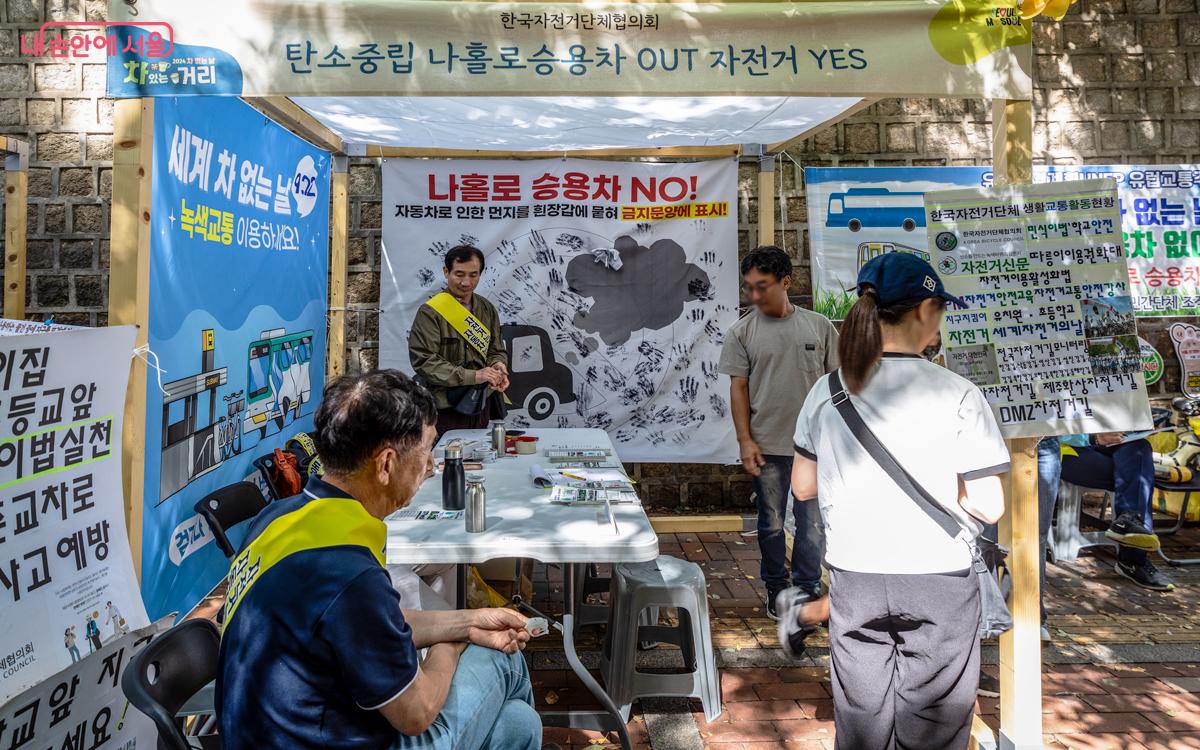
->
xmin=806 ymin=167 xmax=991 ymax=319
xmin=157 ymin=326 xmax=316 ymax=504
xmin=142 ymin=96 xmax=329 ymax=620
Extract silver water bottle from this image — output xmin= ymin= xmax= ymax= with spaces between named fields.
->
xmin=465 ymin=475 xmax=487 ymax=533
xmin=490 ymin=420 xmax=506 ymax=453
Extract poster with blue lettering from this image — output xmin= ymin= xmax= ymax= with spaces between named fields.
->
xmin=141 ymin=97 xmax=329 ymax=620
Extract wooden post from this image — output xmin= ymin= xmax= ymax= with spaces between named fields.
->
xmin=757 ymin=151 xmax=776 ymax=247
xmin=4 ymin=137 xmax=29 ymax=319
xmin=992 ymin=98 xmax=1043 ymax=750
xmin=108 ymin=98 xmax=154 ymax=579
xmin=328 ymin=156 xmax=348 ymax=379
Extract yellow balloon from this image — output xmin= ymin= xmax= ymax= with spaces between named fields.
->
xmin=1043 ymin=0 xmax=1072 ymax=19
xmin=1019 ymin=0 xmax=1047 ymax=18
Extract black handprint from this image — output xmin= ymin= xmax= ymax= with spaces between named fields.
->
xmin=602 ymin=366 xmax=624 ymax=393
xmin=585 ymin=411 xmax=613 ymax=430
xmin=677 ymin=376 xmax=700 ymax=404
xmin=689 ymin=277 xmax=715 ymax=302
xmin=701 ymin=361 xmax=719 ymax=385
xmin=676 ymin=408 xmax=705 ymax=427
xmin=497 ymin=289 xmax=525 ymax=316
xmin=709 ymin=393 xmax=728 ymax=419
xmin=495 ymin=239 xmax=519 ymax=265
xmin=556 ymin=233 xmax=585 ymax=251
xmin=637 ymin=341 xmax=665 ymax=366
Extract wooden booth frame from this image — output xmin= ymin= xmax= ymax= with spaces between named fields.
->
xmin=91 ymin=91 xmax=1043 ymax=749
xmin=2 ymin=136 xmax=29 ymax=320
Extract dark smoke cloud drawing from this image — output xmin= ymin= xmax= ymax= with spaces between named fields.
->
xmin=566 ymin=236 xmax=713 ymax=346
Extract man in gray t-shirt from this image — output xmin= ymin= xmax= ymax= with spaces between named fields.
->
xmin=718 ymin=246 xmax=838 ymax=619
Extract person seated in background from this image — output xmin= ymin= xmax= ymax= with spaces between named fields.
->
xmin=1060 ymin=432 xmax=1175 ymax=592
xmin=217 ymin=370 xmax=542 ymax=750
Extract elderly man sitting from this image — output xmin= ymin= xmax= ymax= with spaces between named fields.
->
xmin=216 ymin=370 xmax=542 ymax=750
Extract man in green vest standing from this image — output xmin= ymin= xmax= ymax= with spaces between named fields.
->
xmin=409 ymin=245 xmax=510 ymax=437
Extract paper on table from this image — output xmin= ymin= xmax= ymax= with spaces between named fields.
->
xmin=530 ymin=464 xmax=573 ymax=488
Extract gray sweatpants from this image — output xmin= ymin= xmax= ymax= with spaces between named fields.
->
xmin=828 ymin=566 xmax=981 ymax=750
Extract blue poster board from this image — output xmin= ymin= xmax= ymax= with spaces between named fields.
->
xmin=142 ymin=97 xmax=330 ymax=619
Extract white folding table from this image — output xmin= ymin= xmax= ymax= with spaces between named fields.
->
xmin=385 ymin=428 xmax=659 ymax=749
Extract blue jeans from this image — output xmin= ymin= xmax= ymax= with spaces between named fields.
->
xmin=754 ymin=455 xmax=824 ymax=590
xmin=1060 ymin=439 xmax=1154 ymax=565
xmin=983 ymin=436 xmax=1059 ymax=623
xmin=393 ymin=646 xmax=540 ymax=750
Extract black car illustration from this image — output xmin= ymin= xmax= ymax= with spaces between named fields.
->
xmin=501 ymin=324 xmax=576 ymax=421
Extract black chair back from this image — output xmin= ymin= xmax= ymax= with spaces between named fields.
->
xmin=121 ymin=619 xmax=221 ymax=750
xmin=251 ymin=453 xmax=288 ymax=501
xmin=193 ymin=482 xmax=268 ymax=558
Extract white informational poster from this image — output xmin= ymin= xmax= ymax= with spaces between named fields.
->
xmin=925 ymin=179 xmax=1153 ymax=438
xmin=0 ymin=617 xmax=171 ymax=750
xmin=0 ymin=326 xmax=149 ymax=703
xmin=381 ymin=158 xmax=739 ymax=463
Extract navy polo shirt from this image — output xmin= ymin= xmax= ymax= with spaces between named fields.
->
xmin=216 ymin=478 xmax=419 ymax=750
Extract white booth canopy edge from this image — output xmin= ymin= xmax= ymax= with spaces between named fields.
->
xmin=291 ymin=96 xmax=866 ymax=155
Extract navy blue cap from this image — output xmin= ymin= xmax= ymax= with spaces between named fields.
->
xmin=856 ymin=251 xmax=966 ymax=309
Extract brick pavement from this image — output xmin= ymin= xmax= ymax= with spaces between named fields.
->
xmin=530 ymin=507 xmax=1200 ymax=749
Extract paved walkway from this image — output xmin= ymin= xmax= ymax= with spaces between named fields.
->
xmin=530 ymin=508 xmax=1200 ymax=749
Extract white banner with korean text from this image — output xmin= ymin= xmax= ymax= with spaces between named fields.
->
xmin=104 ymin=0 xmax=1032 ymax=100
xmin=0 ymin=326 xmax=148 ymax=704
xmin=926 ymin=179 xmax=1153 ymax=438
xmin=0 ymin=617 xmax=172 ymax=750
xmin=381 ymin=158 xmax=739 ymax=463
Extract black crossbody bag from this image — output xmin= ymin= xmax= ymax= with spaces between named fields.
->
xmin=828 ymin=369 xmax=1013 ymax=640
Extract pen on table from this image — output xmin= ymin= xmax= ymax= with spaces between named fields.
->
xmin=559 ymin=472 xmax=586 ymax=481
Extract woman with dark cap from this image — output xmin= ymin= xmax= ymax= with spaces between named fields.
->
xmin=779 ymin=252 xmax=1009 ymax=749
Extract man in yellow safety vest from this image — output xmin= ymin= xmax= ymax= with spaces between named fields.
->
xmin=409 ymin=245 xmax=510 ymax=437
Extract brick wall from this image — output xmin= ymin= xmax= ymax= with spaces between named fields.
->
xmin=2 ymin=0 xmax=1198 ymax=509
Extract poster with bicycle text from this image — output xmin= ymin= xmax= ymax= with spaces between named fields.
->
xmin=925 ymin=179 xmax=1153 ymax=438
xmin=0 ymin=326 xmax=148 ymax=704
xmin=807 ymin=165 xmax=1200 ymax=318
xmin=141 ymin=97 xmax=330 ymax=621
xmin=380 ymin=158 xmax=739 ymax=462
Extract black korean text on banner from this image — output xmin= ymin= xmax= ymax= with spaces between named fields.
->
xmin=0 ymin=618 xmax=171 ymax=750
xmin=0 ymin=327 xmax=148 ymax=704
xmin=924 ymin=179 xmax=1153 ymax=438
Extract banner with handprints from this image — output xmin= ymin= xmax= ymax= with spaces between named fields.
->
xmin=381 ymin=158 xmax=739 ymax=463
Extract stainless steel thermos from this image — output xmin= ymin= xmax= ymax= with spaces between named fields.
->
xmin=466 ymin=475 xmax=487 ymax=533
xmin=490 ymin=421 xmax=506 ymax=453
